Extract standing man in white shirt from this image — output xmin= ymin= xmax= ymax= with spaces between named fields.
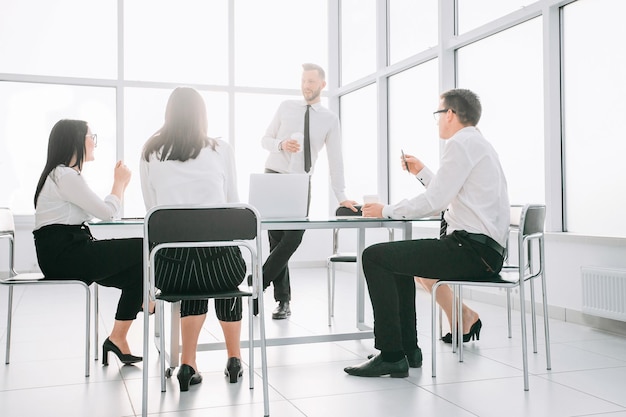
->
xmin=345 ymin=88 xmax=510 ymax=377
xmin=260 ymin=63 xmax=357 ymax=319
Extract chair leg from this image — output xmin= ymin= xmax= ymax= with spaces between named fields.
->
xmin=506 ymin=288 xmax=512 ymax=338
xmin=83 ymin=283 xmax=91 ymax=377
xmin=431 ymin=282 xmax=440 ymax=378
xmin=248 ymin=295 xmax=254 ymax=389
xmin=94 ymin=283 xmax=99 ymax=361
xmin=530 ymin=277 xmax=538 ymax=353
xmin=451 ymin=285 xmax=458 ymax=354
xmin=159 ymin=300 xmax=167 ymax=392
xmin=326 ymin=261 xmax=332 ymax=326
xmin=541 ymin=273 xmax=552 ymax=370
xmin=539 ymin=238 xmax=551 ymax=370
xmin=5 ymin=285 xmax=14 ymax=364
xmin=458 ymin=286 xmax=464 ymax=363
xmin=519 ymin=280 xmax=530 ymax=391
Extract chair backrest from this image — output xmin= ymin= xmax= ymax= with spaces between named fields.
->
xmin=146 ymin=204 xmax=260 ymax=246
xmin=332 ymin=206 xmax=362 ymax=253
xmin=0 ymin=207 xmax=16 ymax=235
xmin=519 ymin=204 xmax=546 ymax=237
xmin=335 ymin=205 xmax=362 ymax=217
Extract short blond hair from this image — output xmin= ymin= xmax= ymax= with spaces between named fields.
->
xmin=302 ymin=63 xmax=325 ymax=80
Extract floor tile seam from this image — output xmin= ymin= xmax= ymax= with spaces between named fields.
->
xmin=559 ymin=342 xmax=626 ymax=363
xmin=532 ymin=364 xmax=626 ymax=376
xmin=534 ymin=373 xmax=626 ymax=409
xmin=411 ymin=384 xmax=482 ymax=416
xmin=283 ymin=382 xmax=419 ymax=402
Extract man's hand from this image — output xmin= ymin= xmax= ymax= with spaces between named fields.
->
xmin=340 ymin=200 xmax=359 ymax=212
xmin=402 ymin=153 xmax=424 ymax=175
xmin=362 ymin=203 xmax=384 ymax=218
xmin=280 ymin=139 xmax=301 ymax=153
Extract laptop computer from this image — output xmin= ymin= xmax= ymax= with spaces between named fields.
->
xmin=248 ymin=173 xmax=310 ymax=219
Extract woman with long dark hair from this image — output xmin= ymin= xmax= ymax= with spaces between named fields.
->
xmin=140 ymin=87 xmax=246 ymax=391
xmin=33 ymin=119 xmax=144 ymax=366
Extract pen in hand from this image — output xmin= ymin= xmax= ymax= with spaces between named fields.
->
xmin=401 ymin=149 xmax=410 ymax=174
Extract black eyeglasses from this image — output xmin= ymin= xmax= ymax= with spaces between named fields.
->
xmin=86 ymin=133 xmax=98 ymax=147
xmin=433 ymin=108 xmax=456 ymax=121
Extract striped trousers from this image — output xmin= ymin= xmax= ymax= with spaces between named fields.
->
xmin=154 ymin=246 xmax=246 ymax=321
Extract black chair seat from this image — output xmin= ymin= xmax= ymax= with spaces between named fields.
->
xmin=156 ymin=288 xmax=253 ymax=303
xmin=328 ymin=254 xmax=357 ymax=263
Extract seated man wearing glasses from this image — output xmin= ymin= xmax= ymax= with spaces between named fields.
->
xmin=344 ymin=88 xmax=510 ymax=378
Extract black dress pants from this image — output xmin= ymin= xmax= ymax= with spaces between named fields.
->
xmin=362 ymin=230 xmax=504 ymax=353
xmin=33 ymin=224 xmax=143 ymax=321
xmin=263 ymin=229 xmax=305 ymax=302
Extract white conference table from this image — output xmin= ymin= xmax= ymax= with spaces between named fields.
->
xmin=92 ymin=214 xmax=437 ymax=366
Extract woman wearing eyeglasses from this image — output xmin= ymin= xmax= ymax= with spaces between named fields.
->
xmin=33 ymin=119 xmax=145 ymax=367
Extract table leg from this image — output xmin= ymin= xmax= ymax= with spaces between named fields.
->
xmin=356 ymin=227 xmax=371 ymax=330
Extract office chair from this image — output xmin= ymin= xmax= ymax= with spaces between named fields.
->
xmin=431 ymin=204 xmax=551 ymax=391
xmin=0 ymin=207 xmax=98 ymax=377
xmin=141 ymin=203 xmax=269 ymax=417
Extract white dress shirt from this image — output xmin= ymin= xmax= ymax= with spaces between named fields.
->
xmin=382 ymin=126 xmax=510 ymax=247
xmin=140 ymin=139 xmax=239 ymax=210
xmin=261 ymin=99 xmax=348 ymax=203
xmin=34 ymin=166 xmax=121 ymax=230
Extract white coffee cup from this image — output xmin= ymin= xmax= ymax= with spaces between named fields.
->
xmin=363 ymin=194 xmax=379 ymax=204
xmin=291 ymin=132 xmax=304 ymax=153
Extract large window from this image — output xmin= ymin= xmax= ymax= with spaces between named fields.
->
xmin=0 ymin=0 xmax=117 ymax=79
xmin=124 ymin=1 xmax=229 ymax=85
xmin=562 ymin=0 xmax=626 ymax=237
xmin=340 ymin=85 xmax=377 ymax=204
xmin=387 ymin=61 xmax=439 ymax=204
xmin=0 ymin=83 xmax=116 ymax=213
xmin=388 ymin=0 xmax=438 ymax=64
xmin=340 ymin=0 xmax=377 ymax=85
xmin=235 ymin=0 xmax=328 ymax=89
xmin=458 ymin=0 xmax=537 ymax=34
xmin=457 ymin=18 xmax=544 ymax=206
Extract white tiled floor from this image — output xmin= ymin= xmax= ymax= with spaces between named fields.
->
xmin=2 ymin=267 xmax=626 ymax=417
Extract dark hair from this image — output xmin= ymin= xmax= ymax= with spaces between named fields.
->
xmin=142 ymin=87 xmax=216 ymax=162
xmin=441 ymin=89 xmax=482 ymax=126
xmin=302 ymin=63 xmax=326 ymax=80
xmin=34 ymin=119 xmax=88 ymax=208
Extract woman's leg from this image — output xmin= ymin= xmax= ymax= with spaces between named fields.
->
xmin=219 ymin=320 xmax=242 ymax=359
xmin=415 ymin=277 xmax=479 ymax=333
xmin=180 ymin=314 xmax=207 ymax=371
xmin=108 ymin=320 xmax=134 ymax=354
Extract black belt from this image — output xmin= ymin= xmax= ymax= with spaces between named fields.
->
xmin=464 ymin=232 xmax=505 ymax=257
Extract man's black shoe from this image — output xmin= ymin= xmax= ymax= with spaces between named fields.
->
xmin=405 ymin=347 xmax=423 ymax=368
xmin=271 ymin=301 xmax=291 ymax=320
xmin=367 ymin=346 xmax=422 ymax=368
xmin=344 ymin=354 xmax=409 ymax=378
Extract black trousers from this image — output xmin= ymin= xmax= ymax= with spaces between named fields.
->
xmin=362 ymin=230 xmax=504 ymax=353
xmin=33 ymin=224 xmax=143 ymax=321
xmin=263 ymin=229 xmax=305 ymax=302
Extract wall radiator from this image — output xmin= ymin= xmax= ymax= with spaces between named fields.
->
xmin=581 ymin=266 xmax=626 ymax=322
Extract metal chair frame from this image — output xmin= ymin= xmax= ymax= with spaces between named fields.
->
xmin=0 ymin=207 xmax=98 ymax=377
xmin=141 ymin=203 xmax=269 ymax=417
xmin=431 ymin=204 xmax=551 ymax=391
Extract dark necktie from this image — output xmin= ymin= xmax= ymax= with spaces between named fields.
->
xmin=440 ymin=210 xmax=448 ymax=239
xmin=304 ymin=105 xmax=311 ymax=173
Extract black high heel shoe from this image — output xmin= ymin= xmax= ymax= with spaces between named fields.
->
xmin=102 ymin=337 xmax=142 ymax=366
xmin=177 ymin=364 xmax=203 ymax=391
xmin=441 ymin=319 xmax=483 ymax=344
xmin=224 ymin=357 xmax=243 ymax=383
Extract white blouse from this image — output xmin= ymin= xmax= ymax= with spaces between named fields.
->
xmin=34 ymin=166 xmax=121 ymax=230
xmin=140 ymin=138 xmax=239 ymax=211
